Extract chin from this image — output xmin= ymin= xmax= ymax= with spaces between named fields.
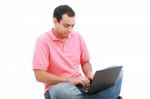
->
xmin=64 ymin=36 xmax=69 ymax=38
xmin=64 ymin=34 xmax=69 ymax=38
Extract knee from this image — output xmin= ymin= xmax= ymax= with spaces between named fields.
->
xmin=115 ymin=70 xmax=123 ymax=89
xmin=117 ymin=70 xmax=123 ymax=82
xmin=49 ymin=83 xmax=76 ymax=98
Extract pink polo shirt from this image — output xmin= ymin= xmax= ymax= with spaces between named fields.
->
xmin=32 ymin=29 xmax=90 ymax=92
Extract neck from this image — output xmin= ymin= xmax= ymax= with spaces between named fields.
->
xmin=52 ymin=28 xmax=67 ymax=41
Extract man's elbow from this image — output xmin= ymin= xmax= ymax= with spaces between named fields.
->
xmin=33 ymin=70 xmax=44 ymax=82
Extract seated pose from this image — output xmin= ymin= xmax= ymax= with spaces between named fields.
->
xmin=32 ymin=4 xmax=123 ymax=99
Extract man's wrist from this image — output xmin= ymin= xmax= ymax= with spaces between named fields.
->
xmin=86 ymin=71 xmax=92 ymax=77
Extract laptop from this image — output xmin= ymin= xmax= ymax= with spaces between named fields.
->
xmin=77 ymin=65 xmax=122 ymax=94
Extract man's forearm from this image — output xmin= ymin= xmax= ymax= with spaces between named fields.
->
xmin=81 ymin=61 xmax=92 ymax=77
xmin=34 ymin=70 xmax=70 ymax=85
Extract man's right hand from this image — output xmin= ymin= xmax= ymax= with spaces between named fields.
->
xmin=69 ymin=76 xmax=90 ymax=88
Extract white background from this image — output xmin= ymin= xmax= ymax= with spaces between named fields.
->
xmin=0 ymin=0 xmax=150 ymax=99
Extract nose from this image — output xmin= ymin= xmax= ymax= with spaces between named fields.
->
xmin=67 ymin=26 xmax=73 ymax=33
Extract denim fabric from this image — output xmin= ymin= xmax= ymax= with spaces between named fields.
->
xmin=44 ymin=71 xmax=123 ymax=99
xmin=45 ymin=91 xmax=51 ymax=99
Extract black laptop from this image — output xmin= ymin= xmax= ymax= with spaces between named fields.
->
xmin=77 ymin=65 xmax=122 ymax=94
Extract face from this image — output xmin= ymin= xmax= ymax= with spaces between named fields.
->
xmin=53 ymin=14 xmax=75 ymax=39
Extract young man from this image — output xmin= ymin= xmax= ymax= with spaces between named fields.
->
xmin=32 ymin=5 xmax=123 ymax=99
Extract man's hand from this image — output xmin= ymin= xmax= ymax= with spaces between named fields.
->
xmin=69 ymin=76 xmax=90 ymax=88
xmin=86 ymin=72 xmax=94 ymax=81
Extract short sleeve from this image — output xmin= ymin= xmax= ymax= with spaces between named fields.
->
xmin=32 ymin=35 xmax=50 ymax=71
xmin=79 ymin=34 xmax=90 ymax=64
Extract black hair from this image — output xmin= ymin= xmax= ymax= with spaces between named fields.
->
xmin=53 ymin=4 xmax=75 ymax=22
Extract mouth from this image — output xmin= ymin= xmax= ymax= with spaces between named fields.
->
xmin=64 ymin=32 xmax=70 ymax=36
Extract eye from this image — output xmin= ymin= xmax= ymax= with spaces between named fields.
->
xmin=64 ymin=24 xmax=70 ymax=28
xmin=63 ymin=24 xmax=74 ymax=28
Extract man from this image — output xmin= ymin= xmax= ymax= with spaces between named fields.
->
xmin=32 ymin=4 xmax=123 ymax=99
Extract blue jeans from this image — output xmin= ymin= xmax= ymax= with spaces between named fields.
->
xmin=45 ymin=71 xmax=123 ymax=99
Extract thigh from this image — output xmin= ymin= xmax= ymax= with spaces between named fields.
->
xmin=48 ymin=83 xmax=90 ymax=99
xmin=44 ymin=91 xmax=51 ymax=99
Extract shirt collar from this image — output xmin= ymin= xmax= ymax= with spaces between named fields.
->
xmin=49 ymin=28 xmax=72 ymax=41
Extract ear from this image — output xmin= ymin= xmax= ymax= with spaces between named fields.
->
xmin=53 ymin=18 xmax=57 ymax=24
